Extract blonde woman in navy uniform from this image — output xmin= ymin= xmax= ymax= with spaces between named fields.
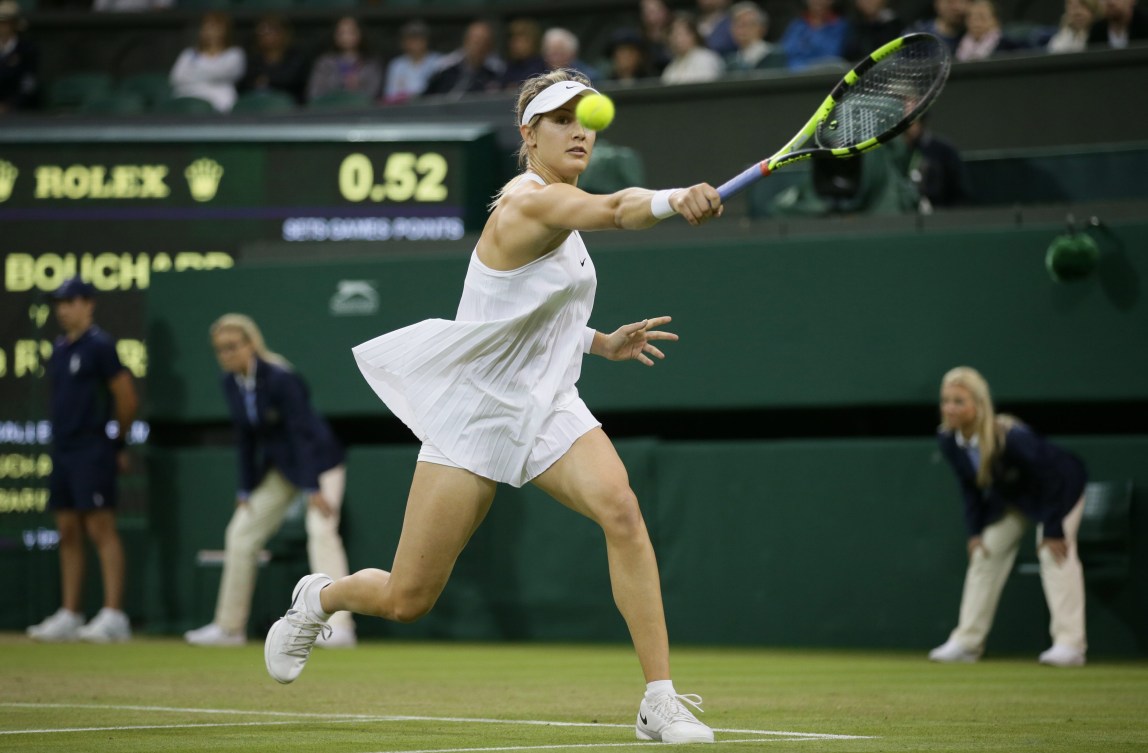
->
xmin=930 ymin=366 xmax=1088 ymax=667
xmin=264 ymin=69 xmax=723 ymax=744
xmin=184 ymin=314 xmax=356 ymax=648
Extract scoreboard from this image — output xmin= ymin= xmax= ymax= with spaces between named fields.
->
xmin=0 ymin=121 xmax=502 ymax=527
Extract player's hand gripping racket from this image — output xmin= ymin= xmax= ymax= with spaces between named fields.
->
xmin=716 ymin=33 xmax=952 ymax=201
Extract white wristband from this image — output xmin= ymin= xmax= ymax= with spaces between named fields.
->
xmin=583 ymin=326 xmax=596 ymax=354
xmin=651 ymin=189 xmax=681 ymax=220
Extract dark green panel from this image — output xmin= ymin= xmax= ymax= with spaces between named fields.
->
xmin=148 ymin=220 xmax=1148 ymax=421
xmin=656 ymin=436 xmax=1147 ymax=656
xmin=146 ymin=255 xmax=470 ymax=421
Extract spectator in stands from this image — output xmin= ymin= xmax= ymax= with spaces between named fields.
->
xmin=384 ymin=19 xmax=442 ymax=103
xmin=696 ymin=0 xmax=737 ymax=55
xmin=929 ymin=366 xmax=1088 ymax=668
xmin=725 ymin=2 xmax=786 ymax=72
xmin=662 ymin=12 xmax=725 ymax=83
xmin=1047 ymin=0 xmax=1099 ymax=52
xmin=898 ymin=115 xmax=971 ymax=210
xmin=185 ymin=314 xmax=356 ymax=649
xmin=307 ymin=16 xmax=383 ymax=104
xmin=499 ymin=18 xmax=548 ymax=91
xmin=240 ymin=14 xmax=309 ymax=105
xmin=170 ymin=12 xmax=245 ymax=113
xmin=779 ymin=0 xmax=849 ymax=71
xmin=26 ymin=278 xmax=137 ymax=643
xmin=605 ymin=27 xmax=655 ymax=84
xmin=640 ymin=0 xmax=674 ymax=74
xmin=541 ymin=27 xmax=600 ymax=83
xmin=0 ymin=0 xmax=38 ymax=113
xmin=424 ymin=19 xmax=503 ymax=97
xmin=955 ymin=0 xmax=1021 ymax=60
xmin=1088 ymin=0 xmax=1148 ymax=48
xmin=841 ymin=0 xmax=903 ymax=61
xmin=905 ymin=0 xmax=969 ymax=53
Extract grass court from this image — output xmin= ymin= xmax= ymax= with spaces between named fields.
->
xmin=2 ymin=635 xmax=1146 ymax=752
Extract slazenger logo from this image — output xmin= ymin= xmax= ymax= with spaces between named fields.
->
xmin=329 ymin=280 xmax=379 ymax=316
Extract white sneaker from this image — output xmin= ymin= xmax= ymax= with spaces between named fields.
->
xmin=264 ymin=573 xmax=332 ymax=684
xmin=316 ymin=623 xmax=357 ymax=649
xmin=928 ymin=639 xmax=981 ymax=663
xmin=77 ymin=608 xmax=132 ymax=643
xmin=27 ymin=608 xmax=84 ymax=642
xmin=185 ymin=623 xmax=246 ymax=647
xmin=636 ymin=692 xmax=715 ymax=744
xmin=1039 ymin=644 xmax=1086 ymax=667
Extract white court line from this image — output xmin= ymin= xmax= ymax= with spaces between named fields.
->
xmin=359 ymin=740 xmax=812 ymax=753
xmin=0 ymin=702 xmax=874 ymax=741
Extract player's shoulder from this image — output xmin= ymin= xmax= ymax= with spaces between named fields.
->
xmin=85 ymin=326 xmax=118 ymax=350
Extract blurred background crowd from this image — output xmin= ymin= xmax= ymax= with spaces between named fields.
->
xmin=0 ymin=0 xmax=1144 ymax=116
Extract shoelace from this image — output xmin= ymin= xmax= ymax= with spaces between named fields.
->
xmin=650 ymin=692 xmax=706 ymax=724
xmin=280 ymin=609 xmax=331 ymax=658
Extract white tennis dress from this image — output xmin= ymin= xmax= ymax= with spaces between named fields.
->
xmin=352 ymin=173 xmax=600 ymax=487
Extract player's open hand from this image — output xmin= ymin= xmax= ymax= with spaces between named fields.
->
xmin=599 ymin=316 xmax=679 ymax=366
xmin=672 ymin=184 xmax=723 ymax=226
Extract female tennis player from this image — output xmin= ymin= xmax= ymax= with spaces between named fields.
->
xmin=264 ymin=69 xmax=722 ymax=744
xmin=929 ymin=366 xmax=1088 ymax=667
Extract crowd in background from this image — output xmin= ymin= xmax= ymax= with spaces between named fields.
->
xmin=1 ymin=0 xmax=1146 ymax=114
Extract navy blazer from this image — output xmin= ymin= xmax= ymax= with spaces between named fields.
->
xmin=221 ymin=358 xmax=344 ymax=495
xmin=938 ymin=424 xmax=1086 ymax=539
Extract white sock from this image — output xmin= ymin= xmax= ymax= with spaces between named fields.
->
xmin=305 ymin=581 xmax=332 ymax=621
xmin=646 ymin=680 xmax=676 ymax=699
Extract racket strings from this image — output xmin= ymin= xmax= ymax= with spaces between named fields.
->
xmin=817 ymin=39 xmax=949 ymax=150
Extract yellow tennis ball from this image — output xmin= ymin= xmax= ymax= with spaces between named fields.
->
xmin=576 ymin=94 xmax=615 ymax=131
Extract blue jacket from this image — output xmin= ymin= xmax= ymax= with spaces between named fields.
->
xmin=938 ymin=424 xmax=1086 ymax=539
xmin=221 ymin=358 xmax=344 ymax=496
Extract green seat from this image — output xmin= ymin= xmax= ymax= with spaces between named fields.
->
xmin=1077 ymin=481 xmax=1134 ymax=580
xmin=117 ymin=72 xmax=172 ymax=107
xmin=232 ymin=90 xmax=297 ymax=114
xmin=234 ymin=0 xmax=295 ymax=9
xmin=307 ymin=89 xmax=375 ymax=111
xmin=578 ymin=139 xmax=646 ymax=195
xmin=177 ymin=0 xmax=232 ymax=8
xmin=153 ymin=96 xmax=218 ymax=115
xmin=1015 ymin=480 xmax=1133 ymax=580
xmin=45 ymin=72 xmax=114 ymax=111
xmin=79 ymin=92 xmax=148 ymax=115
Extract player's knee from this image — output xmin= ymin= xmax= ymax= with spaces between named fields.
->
xmin=596 ymin=487 xmax=645 ymax=540
xmin=388 ymin=585 xmax=438 ymax=623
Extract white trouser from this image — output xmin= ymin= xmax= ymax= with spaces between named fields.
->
xmin=214 ymin=466 xmax=354 ymax=633
xmin=949 ymin=497 xmax=1086 ymax=653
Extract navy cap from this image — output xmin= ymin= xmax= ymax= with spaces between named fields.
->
xmin=51 ymin=277 xmax=97 ymax=300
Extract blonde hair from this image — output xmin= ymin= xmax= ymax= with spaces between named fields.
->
xmin=489 ymin=68 xmax=592 ymax=209
xmin=940 ymin=366 xmax=1018 ymax=488
xmin=210 ymin=313 xmax=291 ymax=369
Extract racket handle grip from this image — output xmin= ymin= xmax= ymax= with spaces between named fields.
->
xmin=717 ymin=161 xmax=771 ymax=202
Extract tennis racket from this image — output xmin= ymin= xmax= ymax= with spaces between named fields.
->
xmin=716 ymin=33 xmax=952 ymax=201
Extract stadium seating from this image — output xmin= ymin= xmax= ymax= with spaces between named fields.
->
xmin=45 ymin=72 xmax=114 ymax=112
xmin=232 ymin=90 xmax=297 ymax=114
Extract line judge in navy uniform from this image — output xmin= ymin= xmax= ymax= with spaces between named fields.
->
xmin=184 ymin=313 xmax=356 ymax=647
xmin=929 ymin=366 xmax=1088 ymax=667
xmin=27 ymin=278 xmax=138 ymax=643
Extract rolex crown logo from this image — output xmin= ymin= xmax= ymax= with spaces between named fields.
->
xmin=0 ymin=159 xmax=18 ymax=203
xmin=185 ymin=158 xmax=224 ymax=202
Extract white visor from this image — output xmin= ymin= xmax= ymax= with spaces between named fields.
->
xmin=520 ymin=81 xmax=599 ymax=126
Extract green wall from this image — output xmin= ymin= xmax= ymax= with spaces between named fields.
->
xmin=147 ymin=219 xmax=1148 ymax=421
xmin=145 ymin=436 xmax=1147 ymax=655
xmin=139 ymin=219 xmax=1146 ymax=654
